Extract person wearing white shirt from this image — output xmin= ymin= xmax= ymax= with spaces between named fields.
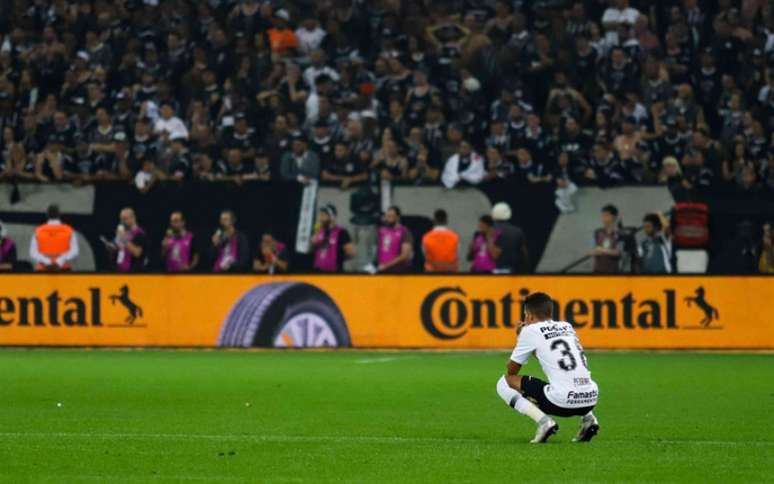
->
xmin=303 ymin=49 xmax=340 ymax=91
xmin=29 ymin=204 xmax=80 ymax=271
xmin=601 ymin=0 xmax=641 ymax=44
xmin=295 ymin=18 xmax=327 ymax=56
xmin=153 ymin=102 xmax=189 ymax=141
xmin=442 ymin=140 xmax=486 ymax=189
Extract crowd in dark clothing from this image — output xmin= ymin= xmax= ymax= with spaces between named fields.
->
xmin=0 ymin=0 xmax=771 ymax=204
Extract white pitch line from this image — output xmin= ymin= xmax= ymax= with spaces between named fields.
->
xmin=0 ymin=432 xmax=772 ymax=447
xmin=355 ymin=356 xmax=409 ymax=364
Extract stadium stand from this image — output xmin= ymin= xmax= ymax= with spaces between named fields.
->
xmin=0 ymin=0 xmax=773 ymax=273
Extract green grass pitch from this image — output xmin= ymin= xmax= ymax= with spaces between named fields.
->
xmin=0 ymin=350 xmax=772 ymax=483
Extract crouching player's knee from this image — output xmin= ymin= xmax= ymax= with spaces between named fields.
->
xmin=497 ymin=375 xmax=520 ymax=405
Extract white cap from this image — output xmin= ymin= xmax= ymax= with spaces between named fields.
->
xmin=463 ymin=77 xmax=481 ymax=92
xmin=274 ymin=9 xmax=290 ymax=21
xmin=491 ymin=202 xmax=512 ymax=221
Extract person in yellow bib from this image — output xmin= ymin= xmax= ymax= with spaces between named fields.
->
xmin=29 ymin=204 xmax=79 ymax=271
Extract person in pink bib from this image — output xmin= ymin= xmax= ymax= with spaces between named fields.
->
xmin=161 ymin=211 xmax=199 ymax=273
xmin=312 ymin=204 xmax=355 ymax=273
xmin=376 ymin=206 xmax=414 ymax=273
xmin=468 ymin=215 xmax=500 ymax=273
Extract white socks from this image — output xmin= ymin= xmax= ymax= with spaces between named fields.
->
xmin=496 ymin=376 xmax=548 ymax=424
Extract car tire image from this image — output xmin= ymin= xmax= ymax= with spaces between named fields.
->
xmin=218 ymin=282 xmax=351 ymax=348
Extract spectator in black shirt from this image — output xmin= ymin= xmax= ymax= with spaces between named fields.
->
xmin=583 ymin=143 xmax=626 ymax=186
xmin=222 ymin=112 xmax=256 ymax=160
xmin=167 ymin=136 xmax=193 ymax=181
xmin=242 ymin=151 xmax=272 ymax=183
xmin=600 ymin=47 xmax=636 ymax=96
xmin=485 ymin=146 xmax=514 ymax=181
xmin=219 ymin=148 xmax=250 ymax=181
xmin=321 ymin=141 xmax=368 ymax=189
xmin=309 ymin=121 xmax=336 ymax=168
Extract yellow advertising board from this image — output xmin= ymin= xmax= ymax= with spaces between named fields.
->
xmin=0 ymin=275 xmax=771 ymax=349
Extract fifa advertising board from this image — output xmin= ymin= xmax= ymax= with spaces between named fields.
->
xmin=0 ymin=275 xmax=771 ymax=349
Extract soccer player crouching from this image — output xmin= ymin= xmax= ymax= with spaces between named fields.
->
xmin=496 ymin=292 xmax=600 ymax=443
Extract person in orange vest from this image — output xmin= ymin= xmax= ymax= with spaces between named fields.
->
xmin=29 ymin=204 xmax=79 ymax=271
xmin=422 ymin=209 xmax=460 ymax=272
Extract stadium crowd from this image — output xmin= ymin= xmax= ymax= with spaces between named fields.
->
xmin=0 ymin=0 xmax=773 ymax=273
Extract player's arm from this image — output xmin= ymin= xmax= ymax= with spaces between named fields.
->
xmin=504 ymin=327 xmax=534 ymax=391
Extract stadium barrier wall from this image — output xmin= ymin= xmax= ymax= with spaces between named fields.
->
xmin=0 ymin=275 xmax=771 ymax=349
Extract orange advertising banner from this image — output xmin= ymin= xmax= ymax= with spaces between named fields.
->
xmin=0 ymin=275 xmax=771 ymax=349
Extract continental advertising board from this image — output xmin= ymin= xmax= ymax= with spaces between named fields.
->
xmin=0 ymin=275 xmax=771 ymax=349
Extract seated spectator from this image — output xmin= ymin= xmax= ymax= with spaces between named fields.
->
xmin=153 ymin=102 xmax=189 ymax=142
xmin=253 ymin=233 xmax=289 ymax=274
xmin=442 ymin=140 xmax=485 ymax=188
xmin=267 ymin=10 xmax=299 ymax=58
xmin=582 ymin=144 xmax=626 ymax=186
xmin=373 ymin=138 xmax=409 ymax=182
xmin=485 ymin=146 xmax=513 ymax=181
xmin=166 ymin=136 xmax=193 ymax=181
xmin=408 ymin=144 xmax=440 ymax=185
xmin=296 ymin=18 xmax=327 ymax=58
xmin=280 ymin=136 xmax=320 ymax=184
xmin=134 ymin=158 xmax=160 ymax=194
xmin=554 ymin=152 xmax=578 ymax=214
xmin=194 ymin=154 xmax=222 ymax=181
xmin=513 ymin=148 xmax=549 ymax=185
xmin=658 ymin=156 xmax=682 ymax=186
xmin=219 ymin=148 xmax=250 ymax=181
xmin=242 ymin=151 xmax=272 ymax=182
xmin=321 ymin=142 xmax=368 ymax=189
xmin=35 ymin=138 xmax=69 ymax=182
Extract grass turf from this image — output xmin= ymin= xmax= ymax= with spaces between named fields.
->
xmin=0 ymin=350 xmax=772 ymax=483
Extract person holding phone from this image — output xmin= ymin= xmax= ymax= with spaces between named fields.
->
xmin=161 ymin=211 xmax=199 ymax=273
xmin=211 ymin=210 xmax=249 ymax=273
xmin=253 ymin=233 xmax=289 ymax=274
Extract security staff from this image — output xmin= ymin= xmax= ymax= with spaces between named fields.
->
xmin=422 ymin=209 xmax=460 ymax=272
xmin=29 ymin=204 xmax=79 ymax=271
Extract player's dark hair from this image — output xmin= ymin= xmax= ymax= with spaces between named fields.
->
xmin=643 ymin=213 xmax=661 ymax=230
xmin=47 ymin=204 xmax=61 ymax=220
xmin=433 ymin=209 xmax=447 ymax=225
xmin=524 ymin=292 xmax=554 ymax=320
xmin=388 ymin=205 xmax=401 ymax=217
xmin=602 ymin=204 xmax=618 ymax=217
xmin=480 ymin=214 xmax=494 ymax=226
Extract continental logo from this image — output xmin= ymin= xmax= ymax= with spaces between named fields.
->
xmin=0 ymin=285 xmax=145 ymax=327
xmin=421 ymin=286 xmax=720 ymax=340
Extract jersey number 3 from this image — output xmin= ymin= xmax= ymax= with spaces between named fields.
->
xmin=550 ymin=338 xmax=588 ymax=371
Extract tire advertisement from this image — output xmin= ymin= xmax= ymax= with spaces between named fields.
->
xmin=0 ymin=275 xmax=771 ymax=349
